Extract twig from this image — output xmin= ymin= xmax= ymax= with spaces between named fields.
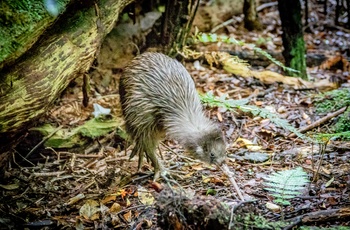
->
xmin=13 ymin=149 xmax=35 ymax=167
xmin=59 ymin=152 xmax=105 ymax=158
xmin=257 ymin=2 xmax=278 ymax=12
xmin=221 ymin=164 xmax=245 ymax=201
xmin=211 ymin=19 xmax=234 ymax=33
xmin=289 ymin=106 xmax=347 ymax=138
xmin=33 ymin=171 xmax=66 ymax=177
xmin=115 ymin=205 xmax=148 ymax=216
xmin=25 ymin=125 xmax=63 ymax=159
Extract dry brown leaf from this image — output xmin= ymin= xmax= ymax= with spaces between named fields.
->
xmin=150 ymin=181 xmax=164 ymax=192
xmin=79 ymin=199 xmax=100 ymax=220
xmin=217 ymin=111 xmax=223 ymax=122
xmin=234 ymin=138 xmax=262 ymax=151
xmin=110 ymin=202 xmax=122 ymax=213
xmin=123 ymin=210 xmax=132 ymax=222
xmin=101 ymin=194 xmax=117 ymax=204
xmin=319 ymin=54 xmax=350 ymax=71
xmin=66 ymin=193 xmax=85 ymax=205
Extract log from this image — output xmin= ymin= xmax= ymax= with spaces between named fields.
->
xmin=0 ymin=0 xmax=72 ymax=69
xmin=0 ymin=0 xmax=133 ymax=166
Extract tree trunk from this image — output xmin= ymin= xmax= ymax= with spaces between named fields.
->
xmin=159 ymin=0 xmax=199 ymax=56
xmin=0 ymin=0 xmax=133 ymax=166
xmin=277 ymin=0 xmax=308 ymax=80
xmin=243 ymin=0 xmax=263 ymax=31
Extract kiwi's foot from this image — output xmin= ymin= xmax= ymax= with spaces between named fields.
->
xmin=152 ymin=160 xmax=165 ymax=181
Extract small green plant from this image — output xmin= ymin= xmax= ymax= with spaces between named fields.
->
xmin=314 ymin=88 xmax=350 ymax=136
xmin=314 ymin=88 xmax=350 ymax=113
xmin=264 ymin=167 xmax=309 ymax=206
xmin=201 ymin=91 xmax=315 ymax=142
xmin=233 ymin=213 xmax=290 ymax=229
xmin=256 ymin=36 xmax=272 ymax=47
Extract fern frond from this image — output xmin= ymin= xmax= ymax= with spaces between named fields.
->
xmin=200 ymin=92 xmax=315 ymax=142
xmin=315 ymin=131 xmax=350 ymax=141
xmin=264 ymin=167 xmax=309 ymax=205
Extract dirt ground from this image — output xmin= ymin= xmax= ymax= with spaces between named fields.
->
xmin=0 ymin=1 xmax=349 ymax=229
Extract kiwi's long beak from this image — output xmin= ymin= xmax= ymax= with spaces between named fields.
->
xmin=220 ymin=164 xmax=245 ymax=201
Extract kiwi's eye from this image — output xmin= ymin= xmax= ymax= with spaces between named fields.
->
xmin=210 ymin=152 xmax=215 ymax=159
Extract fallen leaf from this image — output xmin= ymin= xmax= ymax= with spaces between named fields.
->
xmin=234 ymin=138 xmax=262 ymax=151
xmin=217 ymin=111 xmax=223 ymax=122
xmin=101 ymin=194 xmax=117 ymax=204
xmin=66 ymin=193 xmax=85 ymax=205
xmin=79 ymin=200 xmax=100 ymax=220
xmin=123 ymin=210 xmax=132 ymax=222
xmin=325 ymin=177 xmax=334 ymax=187
xmin=191 ymin=164 xmax=205 ymax=171
xmin=206 ymin=188 xmax=217 ymax=195
xmin=0 ymin=183 xmax=19 ymax=190
xmin=126 ymin=198 xmax=131 ymax=207
xmin=110 ymin=202 xmax=122 ymax=213
xmin=150 ymin=181 xmax=163 ymax=192
xmin=137 ymin=186 xmax=154 ymax=205
xmin=202 ymin=175 xmax=211 ymax=183
xmin=243 ymin=152 xmax=269 ymax=162
xmin=183 ymin=172 xmax=195 ymax=178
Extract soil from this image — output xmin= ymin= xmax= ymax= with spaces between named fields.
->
xmin=0 ymin=0 xmax=349 ymax=229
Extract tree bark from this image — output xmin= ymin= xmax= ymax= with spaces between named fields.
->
xmin=277 ymin=0 xmax=308 ymax=80
xmin=0 ymin=0 xmax=133 ymax=165
xmin=159 ymin=0 xmax=199 ymax=56
xmin=243 ymin=0 xmax=263 ymax=31
xmin=0 ymin=0 xmax=71 ymax=69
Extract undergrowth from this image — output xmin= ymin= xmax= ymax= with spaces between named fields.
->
xmin=200 ymin=91 xmax=315 ymax=142
xmin=314 ymin=88 xmax=350 ymax=113
xmin=314 ymin=88 xmax=350 ymax=137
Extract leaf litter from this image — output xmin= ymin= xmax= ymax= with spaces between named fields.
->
xmin=1 ymin=1 xmax=350 ymax=229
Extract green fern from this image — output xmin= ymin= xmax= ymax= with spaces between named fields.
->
xmin=315 ymin=131 xmax=350 ymax=141
xmin=264 ymin=167 xmax=309 ymax=205
xmin=201 ymin=91 xmax=315 ymax=142
xmin=195 ymin=32 xmax=298 ymax=73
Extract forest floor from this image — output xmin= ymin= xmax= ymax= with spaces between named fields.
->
xmin=0 ymin=1 xmax=349 ymax=229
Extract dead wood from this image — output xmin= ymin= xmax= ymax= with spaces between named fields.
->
xmin=0 ymin=0 xmax=133 ymax=168
xmin=155 ymin=189 xmax=231 ymax=229
xmin=285 ymin=207 xmax=350 ymax=228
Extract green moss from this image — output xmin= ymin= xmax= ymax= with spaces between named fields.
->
xmin=288 ymin=37 xmax=307 ymax=79
xmin=0 ymin=0 xmax=70 ymax=67
xmin=315 ymin=88 xmax=350 ymax=113
xmin=335 ymin=108 xmax=350 ymax=133
xmin=314 ymin=88 xmax=350 ymax=138
xmin=234 ymin=213 xmax=290 ymax=229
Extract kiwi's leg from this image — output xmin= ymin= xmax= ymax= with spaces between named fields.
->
xmin=129 ymin=141 xmax=145 ymax=172
xmin=141 ymin=136 xmax=164 ymax=180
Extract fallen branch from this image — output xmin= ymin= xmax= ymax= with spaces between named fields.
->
xmin=289 ymin=106 xmax=347 ymax=138
xmin=285 ymin=207 xmax=350 ymax=229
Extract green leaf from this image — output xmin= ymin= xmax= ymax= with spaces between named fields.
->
xmin=206 ymin=188 xmax=217 ymax=196
xmin=31 ymin=116 xmax=125 ymax=148
xmin=264 ymin=167 xmax=309 ymax=206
